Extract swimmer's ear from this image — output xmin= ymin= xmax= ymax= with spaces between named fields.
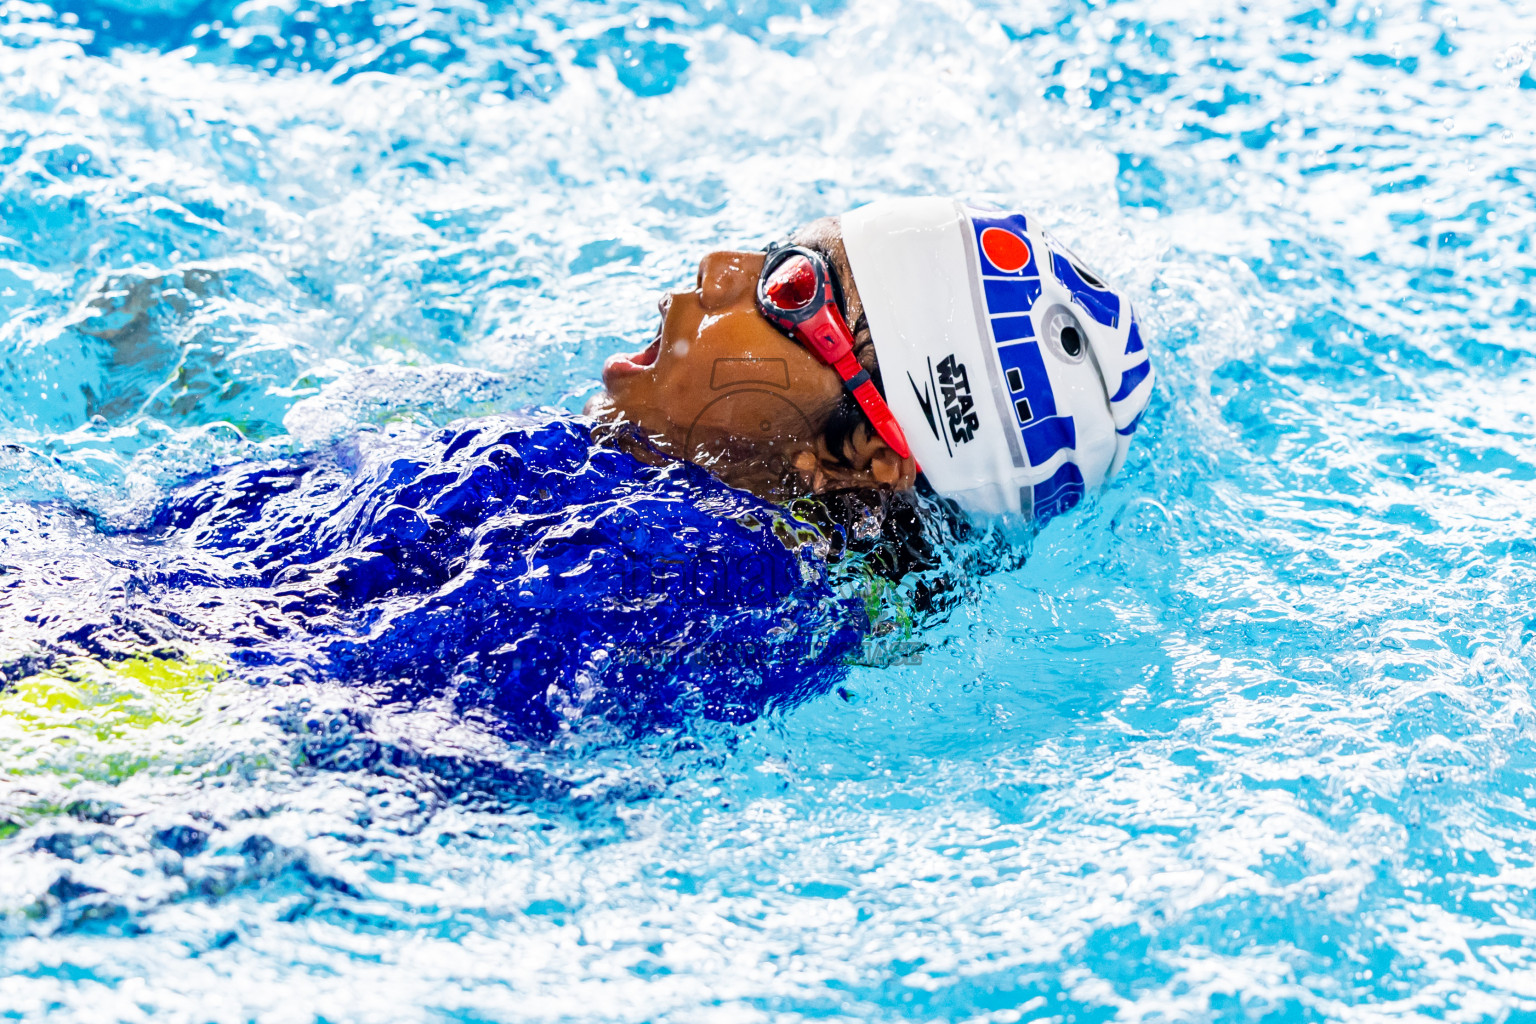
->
xmin=867 ymin=448 xmax=909 ymax=487
xmin=793 ymin=435 xmax=918 ymax=493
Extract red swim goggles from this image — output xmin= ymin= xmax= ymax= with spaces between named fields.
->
xmin=755 ymin=245 xmax=912 ymax=462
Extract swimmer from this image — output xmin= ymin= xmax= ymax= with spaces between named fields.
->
xmin=23 ymin=197 xmax=1155 ymax=738
xmin=586 ymin=197 xmax=1154 ymax=524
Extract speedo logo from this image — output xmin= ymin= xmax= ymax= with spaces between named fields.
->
xmin=908 ymin=354 xmax=980 ymax=454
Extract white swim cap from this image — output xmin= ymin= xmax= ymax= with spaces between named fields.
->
xmin=841 ymin=197 xmax=1154 ymax=520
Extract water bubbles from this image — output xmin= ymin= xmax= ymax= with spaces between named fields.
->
xmin=1 ymin=0 xmax=1535 ymax=1018
xmin=1109 ymin=495 xmax=1173 ymax=545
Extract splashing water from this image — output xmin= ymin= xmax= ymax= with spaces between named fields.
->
xmin=2 ymin=0 xmax=1535 ymax=1019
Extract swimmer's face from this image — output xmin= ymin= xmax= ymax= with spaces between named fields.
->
xmin=585 ymin=218 xmax=917 ymax=499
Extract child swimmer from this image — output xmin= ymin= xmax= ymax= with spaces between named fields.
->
xmin=27 ymin=197 xmax=1155 ymax=738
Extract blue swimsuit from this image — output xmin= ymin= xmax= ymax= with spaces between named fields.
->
xmin=143 ymin=416 xmax=868 ymax=737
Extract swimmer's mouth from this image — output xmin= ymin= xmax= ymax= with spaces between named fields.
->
xmin=601 ymin=298 xmax=667 ymax=386
xmin=605 ymin=333 xmax=659 ymax=373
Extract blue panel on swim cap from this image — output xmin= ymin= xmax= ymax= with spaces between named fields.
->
xmin=971 ymin=213 xmax=1039 ymax=277
xmin=1125 ymin=319 xmax=1145 ymax=355
xmin=1032 ymin=460 xmax=1085 ymax=523
xmin=996 ymin=342 xmax=1058 ymax=420
xmin=1117 ymin=407 xmax=1147 ymax=437
xmin=1110 ymin=358 xmax=1153 ymax=403
xmin=1022 ymin=415 xmax=1077 ymax=466
xmin=982 ymin=276 xmax=1043 ymax=316
xmin=1049 ymin=251 xmax=1120 ymax=328
xmin=991 ymin=312 xmax=1035 ymax=344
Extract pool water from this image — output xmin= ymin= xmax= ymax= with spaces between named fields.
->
xmin=3 ymin=0 xmax=1536 ymax=1019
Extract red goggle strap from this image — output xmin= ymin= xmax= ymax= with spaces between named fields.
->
xmin=830 ymin=351 xmax=914 ymax=463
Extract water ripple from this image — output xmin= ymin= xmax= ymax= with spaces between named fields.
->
xmin=2 ymin=0 xmax=1536 ymax=1019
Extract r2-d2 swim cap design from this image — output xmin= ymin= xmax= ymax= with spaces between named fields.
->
xmin=841 ymin=197 xmax=1154 ymax=519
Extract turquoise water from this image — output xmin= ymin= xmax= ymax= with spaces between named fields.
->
xmin=3 ymin=0 xmax=1536 ymax=1019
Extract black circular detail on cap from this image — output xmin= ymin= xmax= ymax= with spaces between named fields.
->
xmin=1038 ymin=303 xmax=1088 ymax=365
xmin=1059 ymin=325 xmax=1082 ymax=357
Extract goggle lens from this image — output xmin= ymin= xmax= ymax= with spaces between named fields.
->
xmin=763 ymin=254 xmax=818 ymax=311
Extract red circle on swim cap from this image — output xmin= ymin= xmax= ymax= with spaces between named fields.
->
xmin=764 ymin=254 xmax=818 ymax=310
xmin=980 ymin=227 xmax=1031 ymax=273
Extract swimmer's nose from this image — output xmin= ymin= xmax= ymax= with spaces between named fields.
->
xmin=697 ymin=251 xmax=760 ymax=312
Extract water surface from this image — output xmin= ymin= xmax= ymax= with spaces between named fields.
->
xmin=2 ymin=0 xmax=1536 ymax=1020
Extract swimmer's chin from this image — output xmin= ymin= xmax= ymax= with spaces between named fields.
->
xmin=582 ymin=396 xmax=680 ymax=472
xmin=583 ymin=391 xmax=619 ymax=421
